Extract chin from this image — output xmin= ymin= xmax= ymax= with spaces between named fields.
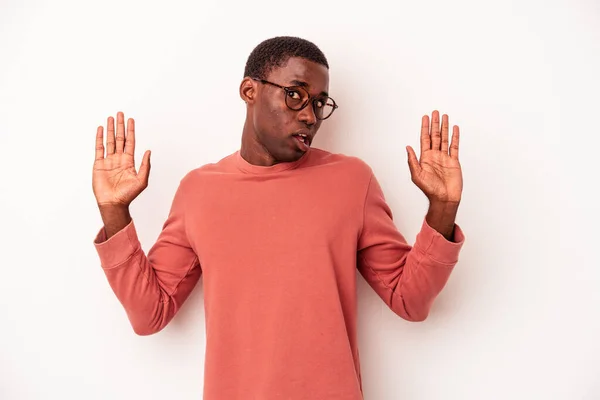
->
xmin=261 ymin=136 xmax=310 ymax=163
xmin=275 ymin=148 xmax=305 ymax=163
xmin=279 ymin=153 xmax=302 ymax=162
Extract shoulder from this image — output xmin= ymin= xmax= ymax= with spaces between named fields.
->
xmin=307 ymin=148 xmax=374 ymax=179
xmin=177 ymin=151 xmax=238 ymax=187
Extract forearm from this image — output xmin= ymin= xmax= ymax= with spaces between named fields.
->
xmin=93 ymin=218 xmax=200 ymax=336
xmin=387 ymin=217 xmax=464 ymax=320
xmin=104 ymin=249 xmax=177 ymax=335
xmin=357 ymin=172 xmax=465 ymax=322
xmin=99 ymin=204 xmax=132 ymax=239
xmin=425 ymin=200 xmax=460 ymax=241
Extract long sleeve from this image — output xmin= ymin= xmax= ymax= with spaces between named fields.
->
xmin=357 ymin=173 xmax=465 ymax=321
xmin=93 ymin=178 xmax=201 ymax=335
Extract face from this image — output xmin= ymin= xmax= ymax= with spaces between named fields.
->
xmin=240 ymin=57 xmax=331 ymax=163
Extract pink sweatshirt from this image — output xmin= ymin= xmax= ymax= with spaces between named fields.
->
xmin=93 ymin=148 xmax=465 ymax=399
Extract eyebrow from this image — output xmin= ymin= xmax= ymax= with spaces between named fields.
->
xmin=290 ymin=79 xmax=329 ymax=97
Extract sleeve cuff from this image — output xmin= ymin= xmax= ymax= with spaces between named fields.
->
xmin=414 ymin=218 xmax=465 ymax=264
xmin=93 ymin=220 xmax=141 ymax=269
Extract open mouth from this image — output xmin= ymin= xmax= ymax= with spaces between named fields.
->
xmin=292 ymin=133 xmax=310 ymax=147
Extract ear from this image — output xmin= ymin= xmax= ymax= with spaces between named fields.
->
xmin=239 ymin=77 xmax=257 ymax=104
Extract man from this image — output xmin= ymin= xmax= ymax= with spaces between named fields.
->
xmin=92 ymin=36 xmax=465 ymax=399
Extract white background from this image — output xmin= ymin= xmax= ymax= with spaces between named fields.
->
xmin=1 ymin=0 xmax=598 ymax=399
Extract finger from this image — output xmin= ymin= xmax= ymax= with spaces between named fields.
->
xmin=106 ymin=116 xmax=116 ymax=155
xmin=450 ymin=125 xmax=460 ymax=160
xmin=116 ymin=111 xmax=125 ymax=154
xmin=431 ymin=110 xmax=441 ymax=150
xmin=406 ymin=146 xmax=421 ymax=178
xmin=125 ymin=118 xmax=135 ymax=156
xmin=95 ymin=126 xmax=105 ymax=160
xmin=441 ymin=114 xmax=449 ymax=153
xmin=420 ymin=115 xmax=430 ymax=157
xmin=138 ymin=150 xmax=151 ymax=187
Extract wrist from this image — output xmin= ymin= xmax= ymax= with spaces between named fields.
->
xmin=428 ymin=198 xmax=460 ymax=211
xmin=98 ymin=204 xmax=131 ymax=222
xmin=98 ymin=202 xmax=130 ymax=213
xmin=98 ymin=203 xmax=132 ymax=239
xmin=425 ymin=200 xmax=460 ymax=241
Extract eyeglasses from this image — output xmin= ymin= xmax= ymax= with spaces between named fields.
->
xmin=252 ymin=78 xmax=338 ymax=120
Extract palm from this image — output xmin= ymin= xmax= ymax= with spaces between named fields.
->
xmin=92 ymin=112 xmax=151 ymax=207
xmin=407 ymin=111 xmax=463 ymax=203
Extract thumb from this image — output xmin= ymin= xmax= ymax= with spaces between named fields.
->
xmin=138 ymin=150 xmax=151 ymax=187
xmin=406 ymin=146 xmax=421 ymax=178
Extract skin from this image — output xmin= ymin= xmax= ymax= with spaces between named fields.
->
xmin=238 ymin=57 xmax=328 ymax=165
xmin=92 ymin=56 xmax=462 ymax=241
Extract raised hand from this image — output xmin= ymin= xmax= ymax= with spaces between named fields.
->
xmin=406 ymin=110 xmax=462 ymax=205
xmin=93 ymin=112 xmax=151 ymax=208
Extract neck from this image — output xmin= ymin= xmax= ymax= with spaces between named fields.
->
xmin=240 ymin=118 xmax=277 ymax=166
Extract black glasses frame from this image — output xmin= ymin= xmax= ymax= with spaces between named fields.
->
xmin=252 ymin=78 xmax=338 ymax=120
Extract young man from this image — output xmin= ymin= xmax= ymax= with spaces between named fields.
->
xmin=92 ymin=36 xmax=465 ymax=399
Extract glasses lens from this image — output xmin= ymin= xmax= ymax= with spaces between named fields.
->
xmin=314 ymin=97 xmax=336 ymax=120
xmin=284 ymin=86 xmax=309 ymax=110
xmin=284 ymin=86 xmax=337 ymax=120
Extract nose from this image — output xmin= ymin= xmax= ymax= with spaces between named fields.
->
xmin=298 ymin=102 xmax=317 ymax=126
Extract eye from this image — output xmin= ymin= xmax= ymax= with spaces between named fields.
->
xmin=315 ymin=99 xmax=325 ymax=108
xmin=287 ymin=90 xmax=301 ymax=100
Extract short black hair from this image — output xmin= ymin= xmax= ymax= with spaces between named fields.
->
xmin=243 ymin=36 xmax=329 ymax=80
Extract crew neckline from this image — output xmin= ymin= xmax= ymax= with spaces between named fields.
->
xmin=234 ymin=148 xmax=312 ymax=174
